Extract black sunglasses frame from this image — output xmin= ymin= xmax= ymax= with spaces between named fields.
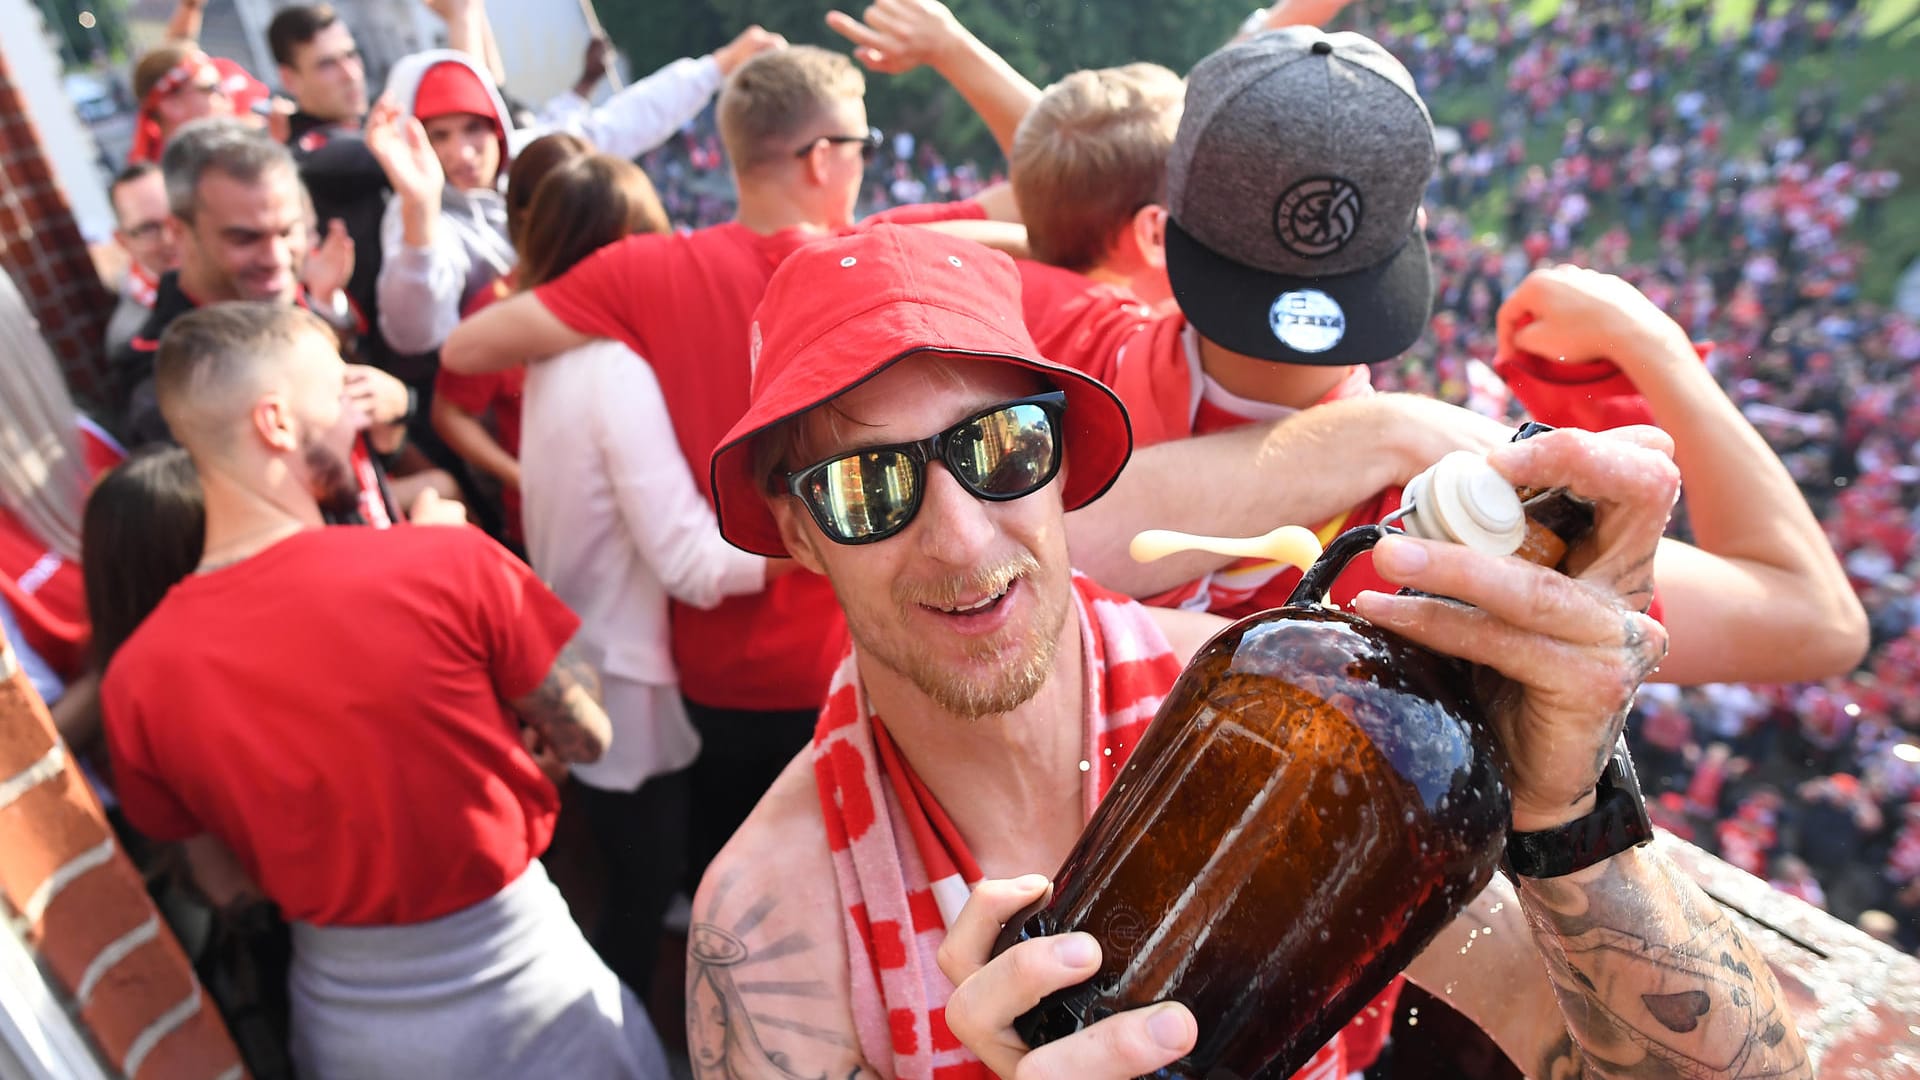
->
xmin=794 ymin=126 xmax=884 ymax=162
xmin=779 ymin=391 xmax=1068 ymax=545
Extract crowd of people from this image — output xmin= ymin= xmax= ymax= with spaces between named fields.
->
xmin=1341 ymin=0 xmax=1920 ymax=952
xmin=0 ymin=0 xmax=1910 ymax=1074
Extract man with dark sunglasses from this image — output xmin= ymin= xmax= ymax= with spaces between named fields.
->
xmin=794 ymin=125 xmax=885 ymax=161
xmin=690 ymin=225 xmax=1807 ymax=1080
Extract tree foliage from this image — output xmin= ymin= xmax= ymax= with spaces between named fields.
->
xmin=597 ymin=0 xmax=1252 ymax=165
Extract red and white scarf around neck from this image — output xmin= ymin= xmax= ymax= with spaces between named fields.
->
xmin=811 ymin=574 xmax=1381 ymax=1080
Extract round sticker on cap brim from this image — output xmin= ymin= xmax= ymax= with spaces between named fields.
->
xmin=1269 ymin=289 xmax=1346 ymax=353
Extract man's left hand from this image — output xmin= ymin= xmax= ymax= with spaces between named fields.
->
xmin=826 ymin=0 xmax=967 ymax=75
xmin=1354 ymin=426 xmax=1678 ymax=830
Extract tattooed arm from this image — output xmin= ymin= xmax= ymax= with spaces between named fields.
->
xmin=1516 ymin=847 xmax=1809 ymax=1078
xmin=1409 ymin=859 xmax=1809 ymax=1079
xmin=505 ymin=644 xmax=611 ymax=765
xmin=688 ymin=752 xmax=880 ymax=1079
xmin=1365 ymin=426 xmax=1809 ymax=1076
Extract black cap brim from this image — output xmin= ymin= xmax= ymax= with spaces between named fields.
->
xmin=1166 ymin=216 xmax=1433 ymax=367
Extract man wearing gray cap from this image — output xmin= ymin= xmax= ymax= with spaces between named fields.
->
xmin=1036 ymin=26 xmax=1863 ymax=688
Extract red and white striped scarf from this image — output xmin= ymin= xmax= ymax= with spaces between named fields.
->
xmin=812 ymin=574 xmax=1364 ymax=1079
xmin=125 ymin=261 xmax=159 ymax=310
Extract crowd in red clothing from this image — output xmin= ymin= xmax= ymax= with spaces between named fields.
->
xmin=2 ymin=0 xmax=1914 ymax=1074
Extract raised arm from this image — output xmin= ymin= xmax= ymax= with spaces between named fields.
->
xmin=365 ymin=98 xmax=466 ymax=355
xmin=546 ymin=28 xmax=785 ymax=161
xmin=166 ymin=0 xmax=205 ymax=42
xmin=1497 ymin=267 xmax=1868 ymax=684
xmin=1065 ymin=392 xmax=1510 ymax=596
xmin=440 ymin=289 xmax=592 ymax=375
xmin=506 ymin=643 xmax=611 ymax=764
xmin=826 ymin=0 xmax=1039 ymax=159
xmin=427 ymin=0 xmax=508 ymax=86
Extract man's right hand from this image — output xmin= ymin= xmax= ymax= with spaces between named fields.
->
xmin=364 ymin=96 xmax=445 ymax=212
xmin=826 ymin=0 xmax=969 ymax=74
xmin=937 ymin=876 xmax=1198 ymax=1079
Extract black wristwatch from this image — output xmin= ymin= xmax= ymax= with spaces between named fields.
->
xmin=1503 ymin=736 xmax=1654 ymax=878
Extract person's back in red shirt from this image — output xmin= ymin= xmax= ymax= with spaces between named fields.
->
xmin=102 ymin=525 xmax=577 ymax=926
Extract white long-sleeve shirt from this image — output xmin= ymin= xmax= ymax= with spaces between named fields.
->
xmin=535 ymin=56 xmax=722 ymax=161
xmin=520 ymin=340 xmax=767 ymax=791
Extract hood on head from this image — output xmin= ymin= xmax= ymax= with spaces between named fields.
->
xmin=382 ymin=50 xmax=533 ymax=169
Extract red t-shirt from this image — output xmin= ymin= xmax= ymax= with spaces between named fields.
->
xmin=531 ymin=203 xmax=984 ymax=712
xmin=1023 ymin=266 xmax=1402 ymax=615
xmin=101 ymin=525 xmax=578 ymax=926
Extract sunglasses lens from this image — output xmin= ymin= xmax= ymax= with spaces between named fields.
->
xmin=949 ymin=403 xmax=1058 ymax=497
xmin=801 ymin=449 xmax=920 ymax=541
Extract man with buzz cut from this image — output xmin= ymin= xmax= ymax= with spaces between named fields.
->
xmin=101 ymin=301 xmax=670 ymax=1079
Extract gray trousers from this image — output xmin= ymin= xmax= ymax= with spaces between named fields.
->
xmin=288 ymin=860 xmax=669 ymax=1079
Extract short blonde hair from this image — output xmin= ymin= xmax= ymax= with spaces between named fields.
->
xmin=718 ymin=46 xmax=865 ymax=174
xmin=1011 ymin=64 xmax=1184 ymax=273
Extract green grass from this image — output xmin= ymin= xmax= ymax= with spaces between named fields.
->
xmin=1406 ymin=0 xmax=1920 ymax=302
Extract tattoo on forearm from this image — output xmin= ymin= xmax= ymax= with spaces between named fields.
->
xmin=1518 ymin=849 xmax=1811 ymax=1079
xmin=687 ymin=871 xmax=873 ymax=1080
xmin=510 ymin=644 xmax=607 ymax=764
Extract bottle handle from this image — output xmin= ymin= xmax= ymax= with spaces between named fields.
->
xmin=1285 ymin=524 xmax=1390 ymax=609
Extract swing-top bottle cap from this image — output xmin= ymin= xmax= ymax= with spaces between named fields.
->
xmin=1400 ymin=451 xmax=1527 ymax=556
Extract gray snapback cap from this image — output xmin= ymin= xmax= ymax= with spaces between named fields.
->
xmin=1165 ymin=28 xmax=1438 ymax=366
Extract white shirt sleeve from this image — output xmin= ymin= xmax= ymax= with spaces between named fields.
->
xmin=375 ymin=196 xmax=467 ymax=355
xmin=536 ymin=56 xmax=723 ymax=161
xmin=587 ymin=346 xmax=767 ymax=608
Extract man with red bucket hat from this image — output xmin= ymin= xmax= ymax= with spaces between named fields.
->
xmin=688 ymin=224 xmax=1808 ymax=1079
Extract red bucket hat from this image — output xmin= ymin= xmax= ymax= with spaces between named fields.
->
xmin=710 ymin=225 xmax=1134 ymax=558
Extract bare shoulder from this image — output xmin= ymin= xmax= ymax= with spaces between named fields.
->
xmin=1144 ymin=604 xmax=1231 ymax=666
xmin=687 ymin=752 xmax=877 ymax=1079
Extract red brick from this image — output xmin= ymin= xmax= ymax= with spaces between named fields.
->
xmin=127 ymin=1005 xmax=244 ymax=1080
xmin=79 ymin=936 xmax=199 ymax=1062
xmin=0 ymin=672 xmax=57 ymax=776
xmin=27 ymin=849 xmax=154 ymax=970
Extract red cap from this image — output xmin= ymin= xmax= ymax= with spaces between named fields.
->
xmin=412 ymin=60 xmax=504 ymax=146
xmin=710 ymin=225 xmax=1133 ymax=557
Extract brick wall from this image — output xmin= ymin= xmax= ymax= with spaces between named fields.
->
xmin=0 ymin=46 xmax=114 ymax=409
xmin=0 ymin=634 xmax=246 ymax=1079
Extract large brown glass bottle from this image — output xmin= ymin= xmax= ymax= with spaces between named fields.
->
xmin=997 ymin=439 xmax=1593 ymax=1079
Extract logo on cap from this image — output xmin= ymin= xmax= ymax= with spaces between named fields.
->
xmin=1273 ymin=177 xmax=1364 ymax=258
xmin=1269 ymin=289 xmax=1346 ymax=353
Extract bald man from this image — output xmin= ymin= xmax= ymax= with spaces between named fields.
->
xmin=99 ymin=302 xmax=669 ymax=1079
